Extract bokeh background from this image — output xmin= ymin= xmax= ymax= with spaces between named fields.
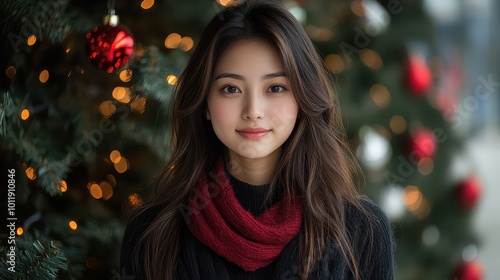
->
xmin=0 ymin=0 xmax=498 ymax=279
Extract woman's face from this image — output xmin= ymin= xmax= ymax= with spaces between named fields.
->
xmin=207 ymin=39 xmax=298 ymax=164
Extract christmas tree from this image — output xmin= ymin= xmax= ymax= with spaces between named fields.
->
xmin=0 ymin=0 xmax=482 ymax=279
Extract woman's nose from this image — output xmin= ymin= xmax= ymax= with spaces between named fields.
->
xmin=242 ymin=91 xmax=265 ymax=120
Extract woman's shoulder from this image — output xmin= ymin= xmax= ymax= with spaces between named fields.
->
xmin=345 ymin=196 xmax=392 ymax=232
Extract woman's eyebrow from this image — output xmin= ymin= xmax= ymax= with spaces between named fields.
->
xmin=213 ymin=71 xmax=287 ymax=81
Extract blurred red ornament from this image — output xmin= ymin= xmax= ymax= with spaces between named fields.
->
xmin=453 ymin=261 xmax=483 ymax=280
xmin=455 ymin=176 xmax=482 ymax=209
xmin=86 ymin=14 xmax=134 ymax=73
xmin=405 ymin=54 xmax=432 ymax=96
xmin=409 ymin=128 xmax=437 ymax=161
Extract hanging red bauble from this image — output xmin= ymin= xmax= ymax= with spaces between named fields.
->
xmin=405 ymin=54 xmax=432 ymax=97
xmin=409 ymin=128 xmax=437 ymax=161
xmin=453 ymin=261 xmax=483 ymax=280
xmin=86 ymin=14 xmax=134 ymax=73
xmin=455 ymin=176 xmax=482 ymax=209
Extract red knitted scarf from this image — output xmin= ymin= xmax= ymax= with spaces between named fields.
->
xmin=187 ymin=159 xmax=303 ymax=271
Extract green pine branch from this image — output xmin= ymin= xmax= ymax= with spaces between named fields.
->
xmin=1 ymin=91 xmax=69 ymax=196
xmin=130 ymin=46 xmax=187 ymax=103
xmin=1 ymin=0 xmax=92 ymax=50
xmin=0 ymin=232 xmax=68 ymax=280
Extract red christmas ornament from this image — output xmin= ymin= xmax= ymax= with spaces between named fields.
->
xmin=453 ymin=261 xmax=483 ymax=280
xmin=455 ymin=176 xmax=482 ymax=209
xmin=405 ymin=54 xmax=432 ymax=97
xmin=86 ymin=14 xmax=134 ymax=73
xmin=409 ymin=128 xmax=437 ymax=161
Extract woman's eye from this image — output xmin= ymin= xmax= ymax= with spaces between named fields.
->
xmin=222 ymin=86 xmax=241 ymax=94
xmin=268 ymin=85 xmax=286 ymax=93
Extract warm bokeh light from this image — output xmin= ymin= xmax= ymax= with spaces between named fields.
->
xmin=418 ymin=157 xmax=435 ymax=175
xmin=98 ymin=101 xmax=116 ymax=118
xmin=179 ymin=36 xmax=194 ymax=51
xmin=360 ymin=49 xmax=383 ymax=70
xmin=166 ymin=74 xmax=178 ymax=85
xmin=119 ymin=69 xmax=133 ymax=82
xmin=140 ymin=0 xmax=154 ymax=9
xmin=39 ymin=70 xmax=49 ymax=83
xmin=351 ymin=0 xmax=365 ymax=17
xmin=110 ymin=150 xmax=122 ymax=163
xmin=59 ymin=180 xmax=68 ymax=192
xmin=5 ymin=66 xmax=16 ymax=80
xmin=429 ymin=56 xmax=443 ymax=78
xmin=325 ymin=54 xmax=345 ymax=74
xmin=69 ymin=220 xmax=78 ymax=230
xmin=164 ymin=33 xmax=182 ymax=49
xmin=89 ymin=183 xmax=103 ymax=199
xmin=389 ymin=115 xmax=408 ymax=134
xmin=107 ymin=174 xmax=117 ymax=187
xmin=217 ymin=0 xmax=234 ymax=6
xmin=404 ymin=185 xmax=422 ymax=212
xmin=100 ymin=181 xmax=113 ymax=200
xmin=20 ymin=109 xmax=30 ymax=120
xmin=370 ymin=84 xmax=391 ymax=108
xmin=25 ymin=167 xmax=36 ymax=180
xmin=130 ymin=96 xmax=147 ymax=114
xmin=27 ymin=35 xmax=37 ymax=46
xmin=304 ymin=25 xmax=334 ymax=42
xmin=112 ymin=87 xmax=132 ymax=103
xmin=17 ymin=227 xmax=23 ymax=236
xmin=114 ymin=157 xmax=130 ymax=173
xmin=128 ymin=193 xmax=143 ymax=207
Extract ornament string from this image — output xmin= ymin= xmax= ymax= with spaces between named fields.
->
xmin=107 ymin=0 xmax=116 ymax=15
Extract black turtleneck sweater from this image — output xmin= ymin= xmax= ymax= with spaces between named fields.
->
xmin=120 ymin=174 xmax=395 ymax=280
xmin=224 ymin=173 xmax=280 ymax=279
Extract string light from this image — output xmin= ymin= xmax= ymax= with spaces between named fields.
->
xmin=98 ymin=101 xmax=116 ymax=118
xmin=217 ymin=0 xmax=234 ymax=6
xmin=403 ymin=185 xmax=422 ymax=212
xmin=179 ymin=36 xmax=194 ymax=51
xmin=119 ymin=69 xmax=133 ymax=82
xmin=112 ymin=87 xmax=132 ymax=103
xmin=325 ymin=54 xmax=345 ymax=74
xmin=351 ymin=0 xmax=365 ymax=17
xmin=20 ymin=109 xmax=30 ymax=120
xmin=166 ymin=74 xmax=178 ymax=85
xmin=370 ymin=84 xmax=391 ymax=108
xmin=130 ymin=96 xmax=147 ymax=114
xmin=69 ymin=220 xmax=78 ymax=230
xmin=107 ymin=174 xmax=117 ymax=187
xmin=110 ymin=150 xmax=122 ymax=163
xmin=128 ymin=193 xmax=143 ymax=207
xmin=17 ymin=227 xmax=24 ymax=236
xmin=140 ymin=0 xmax=154 ymax=9
xmin=403 ymin=185 xmax=432 ymax=219
xmin=59 ymin=180 xmax=68 ymax=192
xmin=164 ymin=33 xmax=182 ymax=49
xmin=114 ymin=156 xmax=130 ymax=173
xmin=360 ymin=49 xmax=383 ymax=70
xmin=100 ymin=181 xmax=113 ymax=200
xmin=89 ymin=183 xmax=103 ymax=199
xmin=26 ymin=167 xmax=36 ymax=180
xmin=389 ymin=115 xmax=407 ymax=134
xmin=39 ymin=70 xmax=49 ymax=83
xmin=417 ymin=157 xmax=434 ymax=175
xmin=27 ymin=35 xmax=37 ymax=46
xmin=5 ymin=66 xmax=16 ymax=80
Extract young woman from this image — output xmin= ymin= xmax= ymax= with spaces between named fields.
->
xmin=120 ymin=0 xmax=395 ymax=279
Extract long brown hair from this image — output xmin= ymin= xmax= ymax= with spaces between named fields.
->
xmin=130 ymin=0 xmax=371 ymax=279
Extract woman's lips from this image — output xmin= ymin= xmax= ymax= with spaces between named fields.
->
xmin=236 ymin=128 xmax=270 ymax=140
